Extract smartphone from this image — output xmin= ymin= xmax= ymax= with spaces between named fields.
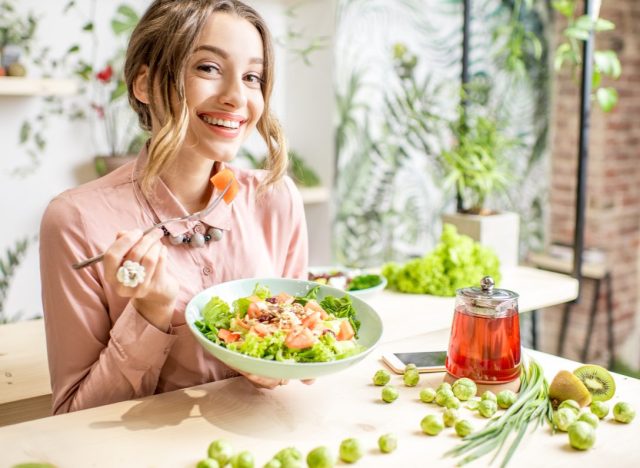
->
xmin=382 ymin=351 xmax=447 ymax=374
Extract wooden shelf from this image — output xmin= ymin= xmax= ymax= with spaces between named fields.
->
xmin=0 ymin=77 xmax=77 ymax=96
xmin=299 ymin=186 xmax=330 ymax=204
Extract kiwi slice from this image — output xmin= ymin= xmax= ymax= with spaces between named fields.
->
xmin=548 ymin=370 xmax=592 ymax=408
xmin=573 ymin=364 xmax=616 ymax=402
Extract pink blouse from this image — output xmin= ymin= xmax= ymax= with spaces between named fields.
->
xmin=39 ymin=154 xmax=308 ymax=414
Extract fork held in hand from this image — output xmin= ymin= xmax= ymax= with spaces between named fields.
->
xmin=71 ymin=178 xmax=234 ymax=270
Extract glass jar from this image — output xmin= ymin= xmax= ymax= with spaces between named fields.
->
xmin=445 ymin=276 xmax=521 ymax=384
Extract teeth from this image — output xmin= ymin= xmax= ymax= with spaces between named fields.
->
xmin=201 ymin=115 xmax=240 ymax=129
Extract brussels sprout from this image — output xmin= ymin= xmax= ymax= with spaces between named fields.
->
xmin=339 ymin=438 xmax=363 ymax=463
xmin=273 ymin=447 xmax=303 ymax=468
xmin=419 ymin=387 xmax=437 ymax=403
xmin=443 ymin=408 xmax=458 ymax=427
xmin=613 ymin=401 xmax=636 ymax=423
xmin=465 ymin=397 xmax=481 ymax=411
xmin=403 ymin=369 xmax=420 ymax=387
xmin=553 ymin=408 xmax=578 ymax=432
xmin=373 ymin=369 xmax=391 ymax=386
xmin=263 ymin=460 xmax=282 ymax=468
xmin=481 ymin=391 xmax=497 ymax=402
xmin=558 ymin=399 xmax=581 ymax=415
xmin=420 ymin=414 xmax=444 ymax=435
xmin=455 ymin=419 xmax=474 ymax=437
xmin=208 ymin=440 xmax=234 ymax=466
xmin=568 ymin=421 xmax=596 ymax=450
xmin=230 ymin=450 xmax=255 ymax=468
xmin=444 ymin=396 xmax=461 ymax=409
xmin=382 ymin=385 xmax=399 ymax=403
xmin=435 ymin=388 xmax=454 ymax=407
xmin=377 ymin=433 xmax=398 ymax=454
xmin=452 ymin=378 xmax=477 ymax=401
xmin=578 ymin=411 xmax=599 ymax=429
xmin=496 ymin=390 xmax=517 ymax=409
xmin=437 ymin=382 xmax=452 ymax=393
xmin=478 ymin=399 xmax=498 ymax=418
xmin=306 ymin=446 xmax=334 ymax=468
xmin=589 ymin=401 xmax=609 ymax=419
xmin=406 ymin=363 xmax=417 ymax=371
xmin=197 ymin=459 xmax=220 ymax=468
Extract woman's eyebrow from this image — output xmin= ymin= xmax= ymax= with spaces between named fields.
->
xmin=194 ymin=44 xmax=263 ymax=65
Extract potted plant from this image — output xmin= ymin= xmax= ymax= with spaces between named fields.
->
xmin=439 ymin=108 xmax=521 ymax=268
xmin=0 ymin=1 xmax=37 ymax=76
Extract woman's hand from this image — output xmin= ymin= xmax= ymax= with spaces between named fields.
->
xmin=103 ymin=228 xmax=178 ymax=331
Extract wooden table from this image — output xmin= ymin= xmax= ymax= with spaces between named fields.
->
xmin=0 ymin=319 xmax=52 ymax=427
xmin=0 ymin=266 xmax=578 ymax=428
xmin=1 ymin=328 xmax=637 ymax=468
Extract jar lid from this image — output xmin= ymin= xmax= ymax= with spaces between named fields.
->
xmin=458 ymin=276 xmax=519 ymax=308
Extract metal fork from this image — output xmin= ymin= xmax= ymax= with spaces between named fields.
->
xmin=72 ymin=178 xmax=234 ymax=270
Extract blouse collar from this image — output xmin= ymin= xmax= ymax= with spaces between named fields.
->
xmin=132 ymin=146 xmax=233 ymax=237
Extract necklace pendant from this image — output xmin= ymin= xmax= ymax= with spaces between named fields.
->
xmin=208 ymin=227 xmax=224 ymax=241
xmin=191 ymin=232 xmax=206 ymax=247
xmin=169 ymin=234 xmax=184 ymax=245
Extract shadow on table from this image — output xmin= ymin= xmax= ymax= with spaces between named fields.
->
xmin=88 ymin=377 xmax=329 ymax=438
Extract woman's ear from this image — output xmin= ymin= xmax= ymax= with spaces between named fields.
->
xmin=133 ymin=65 xmax=150 ymax=104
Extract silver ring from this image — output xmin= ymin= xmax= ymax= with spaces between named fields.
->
xmin=116 ymin=260 xmax=146 ymax=288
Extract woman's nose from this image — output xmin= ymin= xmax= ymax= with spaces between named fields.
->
xmin=218 ymin=75 xmax=247 ymax=108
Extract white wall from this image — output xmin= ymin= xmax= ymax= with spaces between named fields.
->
xmin=1 ymin=0 xmax=335 ymax=321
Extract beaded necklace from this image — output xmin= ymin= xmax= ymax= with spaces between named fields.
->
xmin=131 ymin=164 xmax=225 ymax=248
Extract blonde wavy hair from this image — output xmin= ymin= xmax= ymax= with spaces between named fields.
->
xmin=124 ymin=0 xmax=287 ymax=196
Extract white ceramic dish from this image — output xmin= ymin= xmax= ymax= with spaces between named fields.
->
xmin=185 ymin=277 xmax=384 ymax=380
xmin=307 ymin=266 xmax=387 ymax=300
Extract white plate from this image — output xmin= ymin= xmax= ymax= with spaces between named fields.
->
xmin=185 ymin=277 xmax=384 ymax=380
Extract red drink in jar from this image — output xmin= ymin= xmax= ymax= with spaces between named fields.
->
xmin=446 ymin=276 xmax=521 ymax=384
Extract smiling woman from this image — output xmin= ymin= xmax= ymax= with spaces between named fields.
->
xmin=38 ymin=0 xmax=309 ymax=415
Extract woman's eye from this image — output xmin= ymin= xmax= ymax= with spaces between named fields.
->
xmin=197 ymin=64 xmax=221 ymax=74
xmin=245 ymin=73 xmax=263 ymax=85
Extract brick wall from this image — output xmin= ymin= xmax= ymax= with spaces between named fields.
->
xmin=539 ymin=0 xmax=640 ymax=368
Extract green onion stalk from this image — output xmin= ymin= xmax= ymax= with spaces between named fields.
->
xmin=445 ymin=358 xmax=553 ymax=468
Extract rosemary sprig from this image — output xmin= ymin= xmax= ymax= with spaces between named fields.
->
xmin=445 ymin=358 xmax=552 ymax=468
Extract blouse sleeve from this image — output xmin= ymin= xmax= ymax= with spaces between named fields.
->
xmin=39 ymin=195 xmax=177 ymax=414
xmin=280 ymin=176 xmax=309 ymax=279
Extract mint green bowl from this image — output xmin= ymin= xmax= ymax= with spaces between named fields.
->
xmin=186 ymin=277 xmax=384 ymax=380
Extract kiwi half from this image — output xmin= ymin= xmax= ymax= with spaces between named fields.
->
xmin=573 ymin=364 xmax=616 ymax=402
xmin=548 ymin=370 xmax=592 ymax=408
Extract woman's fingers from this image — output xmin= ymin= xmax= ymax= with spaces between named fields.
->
xmin=103 ymin=229 xmax=144 ymax=280
xmin=133 ymin=242 xmax=163 ymax=297
xmin=124 ymin=228 xmax=165 ymax=264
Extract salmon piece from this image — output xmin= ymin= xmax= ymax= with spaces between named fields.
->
xmin=218 ymin=328 xmax=242 ymax=343
xmin=305 ymin=300 xmax=328 ymax=319
xmin=210 ymin=168 xmax=239 ymax=204
xmin=336 ymin=320 xmax=355 ymax=341
xmin=302 ymin=311 xmax=322 ymax=329
xmin=285 ymin=327 xmax=316 ymax=349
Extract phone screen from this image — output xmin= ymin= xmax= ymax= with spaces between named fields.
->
xmin=394 ymin=351 xmax=447 ymax=368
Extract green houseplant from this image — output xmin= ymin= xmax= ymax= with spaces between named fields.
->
xmin=439 ymin=85 xmax=521 ymax=268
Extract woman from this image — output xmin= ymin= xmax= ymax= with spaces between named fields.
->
xmin=39 ymin=0 xmax=308 ymax=414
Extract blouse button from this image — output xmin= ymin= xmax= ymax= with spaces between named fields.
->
xmin=203 ymin=266 xmax=212 ymax=275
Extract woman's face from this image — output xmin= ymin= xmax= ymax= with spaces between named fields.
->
xmin=182 ymin=12 xmax=265 ymax=163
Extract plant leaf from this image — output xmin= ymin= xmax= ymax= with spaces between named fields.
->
xmin=596 ymin=87 xmax=618 ymax=112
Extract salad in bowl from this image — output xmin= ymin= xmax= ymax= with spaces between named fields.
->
xmin=308 ymin=266 xmax=387 ymax=300
xmin=186 ymin=278 xmax=383 ymax=380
